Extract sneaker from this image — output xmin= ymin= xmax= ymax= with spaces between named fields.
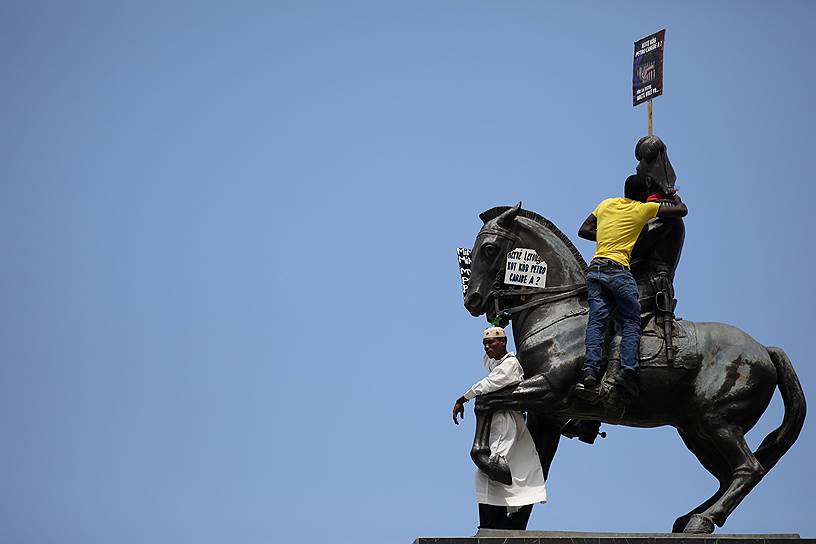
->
xmin=582 ymin=369 xmax=599 ymax=387
xmin=621 ymin=368 xmax=639 ymax=380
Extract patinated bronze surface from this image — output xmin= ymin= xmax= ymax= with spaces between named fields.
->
xmin=463 ymin=203 xmax=806 ymax=534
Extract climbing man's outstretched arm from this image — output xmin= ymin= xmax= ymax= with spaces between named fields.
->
xmin=578 ymin=213 xmax=597 ymax=241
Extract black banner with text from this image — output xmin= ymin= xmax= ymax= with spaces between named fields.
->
xmin=633 ymin=29 xmax=665 ymax=106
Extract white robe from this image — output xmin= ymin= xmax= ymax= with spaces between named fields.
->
xmin=463 ymin=352 xmax=548 ymax=507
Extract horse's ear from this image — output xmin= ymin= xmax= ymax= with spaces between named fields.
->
xmin=496 ymin=202 xmax=522 ymax=228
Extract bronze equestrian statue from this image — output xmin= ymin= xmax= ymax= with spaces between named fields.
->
xmin=462 ymin=202 xmax=805 ymax=534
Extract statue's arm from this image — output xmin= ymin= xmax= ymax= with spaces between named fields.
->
xmin=578 ymin=213 xmax=597 ymax=241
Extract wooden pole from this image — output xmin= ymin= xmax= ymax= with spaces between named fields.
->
xmin=648 ymin=99 xmax=653 ymax=135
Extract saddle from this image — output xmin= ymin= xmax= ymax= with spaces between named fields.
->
xmin=574 ymin=316 xmax=701 ymax=410
xmin=607 ymin=315 xmax=701 ymax=371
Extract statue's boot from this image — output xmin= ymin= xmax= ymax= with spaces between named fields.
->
xmin=607 ymin=369 xmax=640 ymax=402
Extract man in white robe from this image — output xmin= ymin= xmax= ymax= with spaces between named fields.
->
xmin=452 ymin=326 xmax=548 ymax=530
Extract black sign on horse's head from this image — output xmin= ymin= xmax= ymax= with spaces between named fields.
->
xmin=635 ymin=135 xmax=676 ymax=195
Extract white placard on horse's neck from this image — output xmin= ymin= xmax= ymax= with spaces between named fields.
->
xmin=505 ymin=248 xmax=547 ymax=288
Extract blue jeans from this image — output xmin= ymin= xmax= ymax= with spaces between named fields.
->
xmin=583 ymin=264 xmax=642 ymax=375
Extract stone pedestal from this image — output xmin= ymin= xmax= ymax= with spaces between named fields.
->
xmin=413 ymin=531 xmax=814 ymax=544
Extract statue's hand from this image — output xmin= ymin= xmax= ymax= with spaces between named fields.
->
xmin=452 ymin=397 xmax=466 ymax=425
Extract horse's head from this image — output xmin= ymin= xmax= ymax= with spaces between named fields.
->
xmin=465 ymin=203 xmax=588 ymax=320
xmin=464 ymin=203 xmax=522 ymax=318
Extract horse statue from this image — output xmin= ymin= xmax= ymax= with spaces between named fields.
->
xmin=463 ymin=202 xmax=805 ymax=534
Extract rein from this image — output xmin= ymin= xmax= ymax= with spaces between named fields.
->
xmin=491 ymin=278 xmax=588 ymax=351
xmin=492 ymin=283 xmax=587 ymax=318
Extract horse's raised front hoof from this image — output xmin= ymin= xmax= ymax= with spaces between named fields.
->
xmin=682 ymin=514 xmax=715 ymax=534
xmin=486 ymin=455 xmax=512 ymax=485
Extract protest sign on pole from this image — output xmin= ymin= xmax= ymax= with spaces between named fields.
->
xmin=633 ymin=29 xmax=666 ymax=135
xmin=504 ymin=248 xmax=547 ymax=288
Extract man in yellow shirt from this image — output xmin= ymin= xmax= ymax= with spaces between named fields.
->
xmin=577 ymin=174 xmax=688 ymax=389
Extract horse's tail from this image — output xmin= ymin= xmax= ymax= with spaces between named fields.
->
xmin=753 ymin=347 xmax=806 ymax=472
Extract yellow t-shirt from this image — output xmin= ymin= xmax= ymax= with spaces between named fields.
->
xmin=592 ymin=198 xmax=661 ymax=267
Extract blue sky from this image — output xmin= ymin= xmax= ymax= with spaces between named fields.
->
xmin=2 ymin=2 xmax=814 ymax=543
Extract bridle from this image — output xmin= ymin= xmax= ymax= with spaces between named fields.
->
xmin=477 ymin=227 xmax=587 ymax=320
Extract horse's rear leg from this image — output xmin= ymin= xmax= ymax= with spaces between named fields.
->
xmin=526 ymin=413 xmax=563 ymax=481
xmin=682 ymin=421 xmax=765 ymax=533
xmin=672 ymin=426 xmax=731 ymax=533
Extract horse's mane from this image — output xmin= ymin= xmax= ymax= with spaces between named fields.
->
xmin=480 ymin=206 xmax=588 ymax=272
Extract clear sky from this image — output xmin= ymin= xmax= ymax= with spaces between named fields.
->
xmin=2 ymin=2 xmax=814 ymax=543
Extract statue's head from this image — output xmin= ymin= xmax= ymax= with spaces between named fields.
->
xmin=635 ymin=135 xmax=676 ymax=194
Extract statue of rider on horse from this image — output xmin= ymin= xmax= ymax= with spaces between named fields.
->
xmin=459 ymin=136 xmax=806 ymax=534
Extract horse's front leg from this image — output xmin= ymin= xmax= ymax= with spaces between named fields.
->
xmin=476 ymin=374 xmax=563 ymax=413
xmin=470 ymin=375 xmax=564 ymax=485
xmin=469 ymin=406 xmax=512 ymax=485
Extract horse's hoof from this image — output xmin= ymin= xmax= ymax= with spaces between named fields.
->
xmin=486 ymin=455 xmax=512 ymax=485
xmin=682 ymin=514 xmax=715 ymax=534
